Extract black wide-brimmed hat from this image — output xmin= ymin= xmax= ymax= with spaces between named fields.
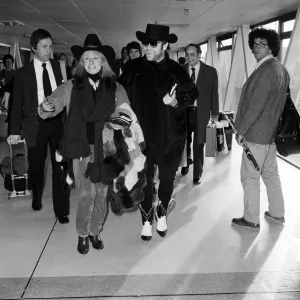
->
xmin=136 ymin=24 xmax=178 ymax=44
xmin=72 ymin=33 xmax=115 ymax=66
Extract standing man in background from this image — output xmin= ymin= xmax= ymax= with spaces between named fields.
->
xmin=8 ymin=29 xmax=70 ymax=223
xmin=114 ymin=46 xmax=129 ymax=77
xmin=126 ymin=41 xmax=142 ymax=60
xmin=181 ymin=44 xmax=219 ymax=184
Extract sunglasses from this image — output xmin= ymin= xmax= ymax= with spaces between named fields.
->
xmin=142 ymin=41 xmax=162 ymax=48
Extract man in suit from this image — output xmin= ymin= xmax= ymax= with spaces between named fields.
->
xmin=181 ymin=44 xmax=219 ymax=184
xmin=232 ymin=28 xmax=289 ymax=231
xmin=7 ymin=29 xmax=70 ymax=224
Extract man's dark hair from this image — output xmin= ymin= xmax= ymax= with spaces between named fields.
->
xmin=30 ymin=29 xmax=53 ymax=53
xmin=126 ymin=41 xmax=142 ymax=55
xmin=248 ymin=28 xmax=280 ymax=57
xmin=3 ymin=54 xmax=14 ymax=64
xmin=185 ymin=43 xmax=202 ymax=55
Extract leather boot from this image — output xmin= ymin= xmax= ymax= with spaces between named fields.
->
xmin=89 ymin=235 xmax=104 ymax=250
xmin=155 ymin=199 xmax=176 ymax=237
xmin=139 ymin=205 xmax=155 ymax=241
xmin=77 ymin=236 xmax=89 ymax=254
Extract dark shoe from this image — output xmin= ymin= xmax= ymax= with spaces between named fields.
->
xmin=58 ymin=216 xmax=69 ymax=224
xmin=264 ymin=211 xmax=285 ymax=224
xmin=139 ymin=205 xmax=155 ymax=241
xmin=89 ymin=235 xmax=104 ymax=250
xmin=181 ymin=166 xmax=189 ymax=176
xmin=232 ymin=217 xmax=260 ymax=232
xmin=193 ymin=178 xmax=201 ymax=185
xmin=77 ymin=236 xmax=89 ymax=254
xmin=32 ymin=202 xmax=42 ymax=211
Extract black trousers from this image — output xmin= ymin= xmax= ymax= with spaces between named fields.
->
xmin=186 ymin=112 xmax=204 ymax=180
xmin=28 ymin=116 xmax=70 ymax=217
xmin=141 ymin=145 xmax=178 ymax=212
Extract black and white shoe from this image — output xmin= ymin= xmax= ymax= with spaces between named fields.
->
xmin=139 ymin=205 xmax=155 ymax=241
xmin=155 ymin=199 xmax=176 ymax=237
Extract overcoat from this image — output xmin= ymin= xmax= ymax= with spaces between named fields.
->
xmin=119 ymin=55 xmax=196 ymax=165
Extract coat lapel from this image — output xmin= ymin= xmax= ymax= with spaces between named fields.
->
xmin=195 ymin=61 xmax=205 ymax=87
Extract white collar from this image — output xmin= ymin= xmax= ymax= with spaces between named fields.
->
xmin=255 ymin=54 xmax=274 ymax=69
xmin=189 ymin=61 xmax=200 ymax=71
xmin=34 ymin=57 xmax=50 ymax=67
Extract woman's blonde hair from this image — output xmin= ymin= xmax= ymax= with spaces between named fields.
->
xmin=75 ymin=50 xmax=115 ymax=78
xmin=74 ymin=50 xmax=116 ymax=91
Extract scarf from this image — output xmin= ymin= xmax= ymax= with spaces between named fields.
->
xmin=59 ymin=74 xmax=116 ymax=183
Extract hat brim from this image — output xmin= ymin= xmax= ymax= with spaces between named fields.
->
xmin=136 ymin=31 xmax=178 ymax=44
xmin=70 ymin=45 xmax=115 ymax=66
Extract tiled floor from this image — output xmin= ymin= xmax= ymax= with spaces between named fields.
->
xmin=0 ymin=141 xmax=300 ymax=300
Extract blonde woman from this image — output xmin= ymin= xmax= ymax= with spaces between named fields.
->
xmin=39 ymin=34 xmax=145 ymax=254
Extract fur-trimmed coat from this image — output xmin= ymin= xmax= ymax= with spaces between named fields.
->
xmin=119 ymin=55 xmax=196 ymax=166
xmin=39 ymin=80 xmax=146 ymax=214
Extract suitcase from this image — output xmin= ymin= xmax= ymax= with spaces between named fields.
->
xmin=0 ymin=139 xmax=31 ymax=199
xmin=205 ymin=122 xmax=217 ymax=157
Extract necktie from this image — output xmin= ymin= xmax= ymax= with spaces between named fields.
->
xmin=42 ymin=63 xmax=52 ymax=97
xmin=191 ymin=67 xmax=196 ymax=82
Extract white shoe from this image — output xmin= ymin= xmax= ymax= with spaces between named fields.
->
xmin=139 ymin=205 xmax=154 ymax=241
xmin=141 ymin=220 xmax=152 ymax=241
xmin=156 ymin=215 xmax=167 ymax=233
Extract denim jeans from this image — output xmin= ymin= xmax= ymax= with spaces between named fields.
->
xmin=73 ymin=146 xmax=110 ymax=237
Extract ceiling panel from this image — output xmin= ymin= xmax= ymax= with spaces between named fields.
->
xmin=122 ymin=5 xmax=166 ymax=23
xmin=122 ymin=0 xmax=170 ymax=5
xmin=23 ymin=0 xmax=73 ymax=5
xmin=0 ymin=0 xmax=297 ymax=54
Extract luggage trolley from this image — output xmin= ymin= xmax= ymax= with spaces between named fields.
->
xmin=7 ymin=139 xmax=31 ymax=199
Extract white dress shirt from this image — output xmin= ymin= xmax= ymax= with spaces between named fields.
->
xmin=33 ymin=58 xmax=57 ymax=104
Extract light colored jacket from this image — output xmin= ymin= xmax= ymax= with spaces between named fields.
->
xmin=235 ymin=58 xmax=290 ymax=144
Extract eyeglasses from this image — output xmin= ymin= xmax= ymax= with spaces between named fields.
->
xmin=253 ymin=42 xmax=268 ymax=49
xmin=142 ymin=41 xmax=162 ymax=48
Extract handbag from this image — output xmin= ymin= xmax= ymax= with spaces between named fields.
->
xmin=275 ymin=87 xmax=300 ymax=157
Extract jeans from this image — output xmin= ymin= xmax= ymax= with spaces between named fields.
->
xmin=73 ymin=146 xmax=111 ymax=237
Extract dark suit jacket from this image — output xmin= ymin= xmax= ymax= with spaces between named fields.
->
xmin=185 ymin=61 xmax=219 ymax=144
xmin=10 ymin=59 xmax=64 ymax=147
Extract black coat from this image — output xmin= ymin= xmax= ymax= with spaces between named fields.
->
xmin=10 ymin=59 xmax=64 ymax=147
xmin=119 ymin=55 xmax=196 ymax=165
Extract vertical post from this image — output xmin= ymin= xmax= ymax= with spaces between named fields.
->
xmin=223 ymin=25 xmax=255 ymax=113
xmin=206 ymin=36 xmax=224 ymax=109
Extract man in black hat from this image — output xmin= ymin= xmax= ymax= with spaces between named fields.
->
xmin=119 ymin=23 xmax=196 ymax=241
xmin=8 ymin=29 xmax=70 ymax=223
